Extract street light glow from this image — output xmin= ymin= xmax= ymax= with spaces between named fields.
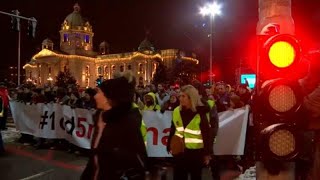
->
xmin=199 ymin=1 xmax=222 ymax=86
xmin=199 ymin=2 xmax=222 ymax=18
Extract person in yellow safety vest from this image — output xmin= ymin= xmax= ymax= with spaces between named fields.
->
xmin=143 ymin=92 xmax=161 ymax=111
xmin=132 ymin=102 xmax=147 ymax=144
xmin=167 ymin=85 xmax=213 ymax=180
xmin=192 ymin=80 xmax=219 ymax=145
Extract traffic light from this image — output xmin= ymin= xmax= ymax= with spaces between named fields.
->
xmin=11 ymin=10 xmax=20 ymax=32
xmin=253 ymin=33 xmax=307 ymax=173
xmin=27 ymin=17 xmax=37 ymax=38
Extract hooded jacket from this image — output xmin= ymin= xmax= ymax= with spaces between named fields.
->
xmin=143 ymin=92 xmax=161 ymax=111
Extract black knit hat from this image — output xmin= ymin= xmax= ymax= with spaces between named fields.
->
xmin=99 ymin=77 xmax=134 ymax=106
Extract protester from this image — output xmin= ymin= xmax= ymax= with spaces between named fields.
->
xmin=215 ymin=82 xmax=231 ymax=112
xmin=143 ymin=92 xmax=161 ymax=111
xmin=161 ymin=92 xmax=179 ymax=112
xmin=0 ymin=83 xmax=9 ymax=130
xmin=237 ymin=84 xmax=251 ymax=105
xmin=167 ymin=85 xmax=212 ymax=180
xmin=155 ymin=83 xmax=170 ymax=107
xmin=82 ymin=77 xmax=147 ymax=179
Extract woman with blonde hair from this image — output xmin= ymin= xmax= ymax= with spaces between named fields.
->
xmin=167 ymin=85 xmax=212 ymax=180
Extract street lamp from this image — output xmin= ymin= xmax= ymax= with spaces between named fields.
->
xmin=199 ymin=1 xmax=222 ymax=85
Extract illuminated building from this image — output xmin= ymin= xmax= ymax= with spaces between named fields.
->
xmin=24 ymin=3 xmax=199 ymax=87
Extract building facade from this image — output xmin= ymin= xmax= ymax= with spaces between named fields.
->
xmin=24 ymin=3 xmax=199 ymax=87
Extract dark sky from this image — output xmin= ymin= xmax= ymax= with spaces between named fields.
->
xmin=1 ymin=0 xmax=320 ymax=83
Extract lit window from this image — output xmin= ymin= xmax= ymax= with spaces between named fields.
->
xmin=85 ymin=78 xmax=90 ymax=87
xmin=153 ymin=63 xmax=157 ymax=70
xmin=104 ymin=66 xmax=108 ymax=73
xmin=97 ymin=66 xmax=102 ymax=75
xmin=85 ymin=66 xmax=90 ymax=75
xmin=85 ymin=35 xmax=90 ymax=43
xmin=64 ymin=34 xmax=68 ymax=42
xmin=139 ymin=63 xmax=144 ymax=73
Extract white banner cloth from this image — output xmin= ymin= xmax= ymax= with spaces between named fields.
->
xmin=10 ymin=101 xmax=249 ymax=156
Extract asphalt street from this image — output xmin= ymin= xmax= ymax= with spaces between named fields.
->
xmin=0 ymin=127 xmax=254 ymax=180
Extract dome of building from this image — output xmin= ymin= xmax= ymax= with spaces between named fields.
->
xmin=41 ymin=38 xmax=54 ymax=50
xmin=42 ymin=38 xmax=53 ymax=45
xmin=64 ymin=3 xmax=85 ymax=28
xmin=138 ymin=38 xmax=155 ymax=51
xmin=99 ymin=41 xmax=109 ymax=47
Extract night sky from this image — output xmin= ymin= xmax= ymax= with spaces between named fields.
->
xmin=1 ymin=0 xmax=320 ymax=83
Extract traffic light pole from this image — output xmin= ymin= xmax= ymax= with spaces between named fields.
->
xmin=18 ymin=30 xmax=21 ymax=86
xmin=0 ymin=10 xmax=37 ymax=86
xmin=0 ymin=10 xmax=37 ymax=23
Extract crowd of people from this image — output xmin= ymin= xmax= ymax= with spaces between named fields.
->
xmin=1 ymin=71 xmax=253 ymax=179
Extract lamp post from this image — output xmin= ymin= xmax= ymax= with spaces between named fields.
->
xmin=199 ymin=1 xmax=221 ymax=85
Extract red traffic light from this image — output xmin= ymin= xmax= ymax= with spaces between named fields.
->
xmin=260 ymin=34 xmax=302 ymax=79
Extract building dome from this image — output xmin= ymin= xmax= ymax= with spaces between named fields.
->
xmin=42 ymin=38 xmax=54 ymax=50
xmin=138 ymin=38 xmax=155 ymax=52
xmin=64 ymin=3 xmax=85 ymax=28
xmin=99 ymin=41 xmax=110 ymax=55
xmin=99 ymin=41 xmax=108 ymax=47
xmin=42 ymin=38 xmax=53 ymax=45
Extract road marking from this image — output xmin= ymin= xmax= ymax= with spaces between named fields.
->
xmin=19 ymin=169 xmax=54 ymax=180
xmin=5 ymin=145 xmax=85 ymax=171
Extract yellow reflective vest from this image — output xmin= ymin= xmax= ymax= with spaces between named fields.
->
xmin=132 ymin=103 xmax=147 ymax=143
xmin=172 ymin=107 xmax=204 ymax=149
xmin=207 ymin=99 xmax=215 ymax=109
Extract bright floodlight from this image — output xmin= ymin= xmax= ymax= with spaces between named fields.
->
xmin=199 ymin=2 xmax=222 ymax=18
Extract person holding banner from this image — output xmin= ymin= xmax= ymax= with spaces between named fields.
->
xmin=83 ymin=77 xmax=147 ymax=180
xmin=167 ymin=85 xmax=212 ymax=180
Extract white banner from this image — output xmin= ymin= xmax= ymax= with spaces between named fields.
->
xmin=10 ymin=102 xmax=95 ymax=149
xmin=10 ymin=101 xmax=249 ymax=156
xmin=142 ymin=106 xmax=250 ymax=157
xmin=214 ymin=105 xmax=250 ymax=155
xmin=143 ymin=111 xmax=173 ymax=157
